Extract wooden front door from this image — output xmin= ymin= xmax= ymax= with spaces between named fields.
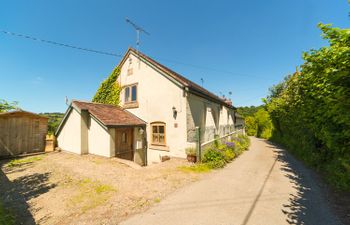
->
xmin=115 ymin=128 xmax=134 ymax=161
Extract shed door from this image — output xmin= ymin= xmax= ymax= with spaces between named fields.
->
xmin=115 ymin=128 xmax=133 ymax=161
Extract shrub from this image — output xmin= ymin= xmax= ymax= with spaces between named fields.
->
xmin=202 ymin=147 xmax=226 ymax=169
xmin=185 ymin=147 xmax=196 ymax=156
xmin=225 ymin=142 xmax=235 ymax=150
xmin=206 ymin=160 xmax=226 ymax=169
xmin=223 ymin=149 xmax=235 ymax=162
xmin=238 ymin=134 xmax=250 ymax=150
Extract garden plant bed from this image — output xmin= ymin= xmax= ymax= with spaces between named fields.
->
xmin=0 ymin=152 xmax=204 ymax=225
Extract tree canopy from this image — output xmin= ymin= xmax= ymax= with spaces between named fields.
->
xmin=266 ymin=23 xmax=350 ymax=191
xmin=0 ymin=99 xmax=18 ymax=112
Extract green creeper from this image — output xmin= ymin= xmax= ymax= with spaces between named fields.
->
xmin=92 ymin=67 xmax=121 ymax=106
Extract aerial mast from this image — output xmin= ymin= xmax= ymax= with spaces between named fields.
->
xmin=125 ymin=18 xmax=150 ymax=54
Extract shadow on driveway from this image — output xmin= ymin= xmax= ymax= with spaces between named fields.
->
xmin=265 ymin=141 xmax=343 ymax=225
xmin=0 ymin=159 xmax=57 ymax=225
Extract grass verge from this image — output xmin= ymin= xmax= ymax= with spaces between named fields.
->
xmin=0 ymin=201 xmax=15 ymax=225
xmin=69 ymin=178 xmax=116 ymax=213
xmin=178 ymin=164 xmax=212 ymax=173
xmin=7 ymin=155 xmax=44 ymax=167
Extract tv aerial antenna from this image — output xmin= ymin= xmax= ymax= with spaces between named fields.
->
xmin=125 ymin=18 xmax=150 ymax=53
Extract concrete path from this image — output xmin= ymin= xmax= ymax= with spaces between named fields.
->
xmin=121 ymin=137 xmax=343 ymax=225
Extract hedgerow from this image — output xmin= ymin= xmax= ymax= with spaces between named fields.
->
xmin=266 ymin=23 xmax=350 ymax=191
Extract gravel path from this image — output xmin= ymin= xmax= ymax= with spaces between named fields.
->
xmin=121 ymin=137 xmax=343 ymax=225
xmin=0 ymin=152 xmax=202 ymax=225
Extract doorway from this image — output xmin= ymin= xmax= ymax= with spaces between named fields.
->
xmin=115 ymin=128 xmax=134 ymax=161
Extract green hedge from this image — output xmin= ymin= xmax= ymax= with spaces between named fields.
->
xmin=266 ymin=24 xmax=350 ymax=191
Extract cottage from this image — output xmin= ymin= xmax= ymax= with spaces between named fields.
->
xmin=56 ymin=101 xmax=147 ymax=165
xmin=56 ymin=48 xmax=243 ymax=165
xmin=0 ymin=110 xmax=48 ymax=156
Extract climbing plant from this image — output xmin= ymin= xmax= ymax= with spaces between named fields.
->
xmin=92 ymin=67 xmax=121 ymax=105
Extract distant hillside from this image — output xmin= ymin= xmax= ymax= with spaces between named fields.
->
xmin=236 ymin=105 xmax=264 ymax=118
xmin=39 ymin=112 xmax=64 ymax=134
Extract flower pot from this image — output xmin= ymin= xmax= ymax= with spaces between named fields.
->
xmin=187 ymin=155 xmax=197 ymax=163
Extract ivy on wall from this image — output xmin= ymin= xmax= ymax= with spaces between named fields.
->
xmin=92 ymin=67 xmax=121 ymax=105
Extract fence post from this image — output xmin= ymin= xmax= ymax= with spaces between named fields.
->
xmin=195 ymin=126 xmax=201 ymax=162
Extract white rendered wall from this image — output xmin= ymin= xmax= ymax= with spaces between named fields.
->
xmin=57 ymin=109 xmax=82 ymax=154
xmin=118 ymin=53 xmax=188 ymax=162
xmin=87 ymin=117 xmax=112 ymax=157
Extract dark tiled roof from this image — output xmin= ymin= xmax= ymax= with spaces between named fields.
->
xmin=124 ymin=48 xmax=235 ymax=109
xmin=72 ymin=100 xmax=146 ymax=127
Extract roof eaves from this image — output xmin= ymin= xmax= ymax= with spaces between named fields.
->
xmin=55 ymin=105 xmax=73 ymax=136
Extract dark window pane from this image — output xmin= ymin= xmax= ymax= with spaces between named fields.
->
xmin=125 ymin=87 xmax=130 ymax=102
xmin=159 ymin=126 xmax=164 ymax=134
xmin=152 ymin=126 xmax=158 ymax=133
xmin=131 ymin=86 xmax=137 ymax=101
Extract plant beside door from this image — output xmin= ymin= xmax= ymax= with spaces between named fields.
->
xmin=185 ymin=147 xmax=197 ymax=163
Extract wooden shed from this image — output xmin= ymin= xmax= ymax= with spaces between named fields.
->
xmin=0 ymin=110 xmax=48 ymax=157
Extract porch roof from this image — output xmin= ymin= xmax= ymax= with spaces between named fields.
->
xmin=72 ymin=100 xmax=146 ymax=127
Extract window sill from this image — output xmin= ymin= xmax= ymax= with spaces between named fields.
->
xmin=149 ymin=145 xmax=169 ymax=151
xmin=123 ymin=102 xmax=139 ymax=109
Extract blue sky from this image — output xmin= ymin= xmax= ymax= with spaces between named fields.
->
xmin=0 ymin=0 xmax=349 ymax=113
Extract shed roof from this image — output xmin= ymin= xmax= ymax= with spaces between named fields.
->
xmin=0 ymin=110 xmax=48 ymax=119
xmin=72 ymin=100 xmax=146 ymax=127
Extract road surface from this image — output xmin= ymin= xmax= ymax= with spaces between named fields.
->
xmin=121 ymin=137 xmax=342 ymax=225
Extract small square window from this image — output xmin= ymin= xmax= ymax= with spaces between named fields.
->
xmin=127 ymin=68 xmax=133 ymax=75
xmin=124 ymin=84 xmax=137 ymax=103
xmin=151 ymin=122 xmax=166 ymax=145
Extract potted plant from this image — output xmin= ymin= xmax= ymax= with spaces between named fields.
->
xmin=185 ymin=147 xmax=197 ymax=163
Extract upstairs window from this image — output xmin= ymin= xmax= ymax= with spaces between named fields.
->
xmin=124 ymin=84 xmax=137 ymax=103
xmin=151 ymin=122 xmax=166 ymax=145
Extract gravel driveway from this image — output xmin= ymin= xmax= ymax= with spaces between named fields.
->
xmin=0 ymin=152 xmax=203 ymax=225
xmin=121 ymin=137 xmax=343 ymax=225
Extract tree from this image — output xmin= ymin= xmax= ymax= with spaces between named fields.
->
xmin=266 ymin=23 xmax=350 ymax=190
xmin=237 ymin=105 xmax=264 ymax=117
xmin=0 ymin=99 xmax=18 ymax=112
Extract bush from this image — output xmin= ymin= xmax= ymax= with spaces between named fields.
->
xmin=185 ymin=147 xmax=196 ymax=156
xmin=206 ymin=160 xmax=226 ymax=169
xmin=245 ymin=116 xmax=257 ymax=136
xmin=238 ymin=134 xmax=250 ymax=150
xmin=202 ymin=147 xmax=226 ymax=169
xmin=225 ymin=141 xmax=235 ymax=148
xmin=243 ymin=109 xmax=273 ymax=139
xmin=197 ymin=134 xmax=251 ymax=169
xmin=223 ymin=149 xmax=235 ymax=162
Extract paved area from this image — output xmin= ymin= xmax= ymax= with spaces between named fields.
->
xmin=121 ymin=137 xmax=343 ymax=225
